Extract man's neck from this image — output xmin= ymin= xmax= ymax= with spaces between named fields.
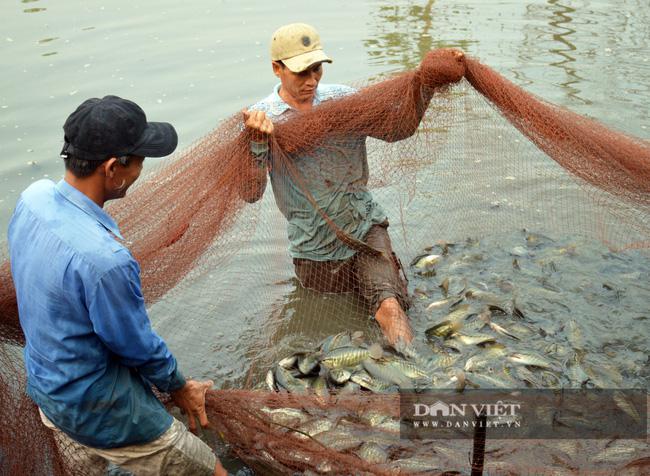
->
xmin=64 ymin=172 xmax=105 ymax=208
xmin=278 ymin=87 xmax=314 ymax=112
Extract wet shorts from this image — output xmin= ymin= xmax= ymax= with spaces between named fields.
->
xmin=39 ymin=409 xmax=216 ymax=476
xmin=293 ymin=222 xmax=410 ymax=313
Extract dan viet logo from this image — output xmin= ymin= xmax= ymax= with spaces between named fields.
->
xmin=413 ymin=400 xmax=521 ymax=418
xmin=400 ymin=389 xmax=647 ymax=440
xmin=410 ymin=399 xmax=522 ymax=431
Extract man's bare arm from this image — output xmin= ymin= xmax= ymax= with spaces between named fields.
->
xmin=238 ymin=110 xmax=274 ymax=203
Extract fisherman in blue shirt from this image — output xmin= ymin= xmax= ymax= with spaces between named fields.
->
xmin=8 ymin=96 xmax=227 ymax=476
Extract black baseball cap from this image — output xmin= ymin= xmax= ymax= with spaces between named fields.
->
xmin=60 ymin=95 xmax=178 ymax=161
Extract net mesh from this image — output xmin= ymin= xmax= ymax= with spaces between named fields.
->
xmin=0 ymin=49 xmax=648 ymax=475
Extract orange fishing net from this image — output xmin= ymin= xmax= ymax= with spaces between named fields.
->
xmin=0 ymin=49 xmax=648 ymax=475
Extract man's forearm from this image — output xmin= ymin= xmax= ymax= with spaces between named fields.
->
xmin=239 ymin=139 xmax=269 ymax=203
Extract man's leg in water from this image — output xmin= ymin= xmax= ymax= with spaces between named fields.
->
xmin=375 ymin=296 xmax=413 ymax=347
xmin=355 ymin=223 xmax=413 ymax=347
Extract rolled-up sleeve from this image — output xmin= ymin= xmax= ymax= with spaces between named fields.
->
xmin=87 ymin=259 xmax=186 ymax=393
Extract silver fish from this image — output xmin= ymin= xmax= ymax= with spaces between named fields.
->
xmin=453 ymin=333 xmax=496 ymax=346
xmin=489 ymin=321 xmax=519 ymax=340
xmin=265 ymin=369 xmax=276 ymax=391
xmin=464 ymin=348 xmax=506 ymax=372
xmin=297 ymin=352 xmax=321 ymax=375
xmin=337 ymin=381 xmax=361 ymax=395
xmin=426 ymin=297 xmax=455 ymax=311
xmin=328 ymin=368 xmax=352 ymax=385
xmin=356 ymin=442 xmax=388 ymax=464
xmin=260 ymin=407 xmax=308 ymax=427
xmin=466 ymin=372 xmax=515 ymax=389
xmin=387 ymin=358 xmax=431 ymax=380
xmin=296 ymin=417 xmax=335 ymax=438
xmin=274 ymin=366 xmax=310 ymax=394
xmin=362 ymin=359 xmax=413 ymax=388
xmin=411 ymin=253 xmax=442 ymax=269
xmin=508 ymin=352 xmax=558 ymax=371
xmin=465 ymin=289 xmax=502 ymax=306
xmin=350 ymin=371 xmax=398 ymax=393
xmin=613 ymin=390 xmax=641 ymax=423
xmin=319 ymin=331 xmax=352 ymax=353
xmin=278 ymin=355 xmax=298 ymax=369
xmin=389 ymin=457 xmax=442 ymax=472
xmin=314 ymin=429 xmax=363 ymax=451
xmin=310 ymin=375 xmax=329 ymax=397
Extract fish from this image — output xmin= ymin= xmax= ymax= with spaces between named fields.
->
xmin=350 ymin=371 xmax=398 ymax=393
xmin=274 ymin=366 xmax=310 ymax=394
xmin=319 ymin=331 xmax=352 ymax=353
xmin=321 ymin=346 xmax=372 ymax=369
xmin=439 ymin=277 xmax=449 ymax=295
xmin=296 ymin=417 xmax=336 ymax=438
xmin=260 ymin=407 xmax=308 ymax=427
xmin=465 ymin=289 xmax=502 ymax=306
xmin=362 ymin=359 xmax=413 ymax=388
xmin=426 ymin=297 xmax=454 ymax=311
xmin=387 ymin=358 xmax=431 ymax=380
xmin=566 ymin=360 xmax=589 ymax=387
xmin=337 ymin=381 xmax=361 ymax=395
xmin=411 ymin=253 xmax=442 ymax=269
xmin=314 ymin=428 xmax=363 ymax=451
xmin=310 ymin=375 xmax=329 ymax=397
xmin=508 ymin=352 xmax=558 ymax=371
xmin=462 ymin=316 xmax=488 ymax=333
xmin=265 ymin=369 xmax=276 ymax=391
xmin=432 ymin=351 xmax=462 ymax=369
xmin=464 ymin=348 xmax=506 ymax=372
xmin=394 ymin=340 xmax=435 ymax=368
xmin=425 ymin=319 xmax=462 ymax=340
xmin=564 ymin=320 xmax=584 ymax=353
xmin=297 ymin=352 xmax=321 ymax=375
xmin=512 ymin=366 xmax=543 ymax=387
xmin=613 ymin=390 xmax=641 ymax=423
xmin=278 ymin=355 xmax=298 ymax=369
xmin=452 ymin=333 xmax=496 ymax=346
xmin=389 ymin=457 xmax=443 ymax=472
xmin=328 ymin=368 xmax=352 ymax=385
xmin=466 ymin=372 xmax=516 ymax=389
xmin=444 ymin=303 xmax=472 ymax=323
xmin=488 ymin=321 xmax=519 ymax=340
xmin=355 ymin=442 xmax=388 ymax=464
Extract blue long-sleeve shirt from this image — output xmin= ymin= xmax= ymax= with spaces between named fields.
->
xmin=8 ymin=179 xmax=185 ymax=449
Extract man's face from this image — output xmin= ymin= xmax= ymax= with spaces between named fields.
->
xmin=273 ymin=61 xmax=324 ymax=105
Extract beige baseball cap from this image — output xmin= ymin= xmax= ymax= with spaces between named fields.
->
xmin=270 ymin=23 xmax=332 ymax=73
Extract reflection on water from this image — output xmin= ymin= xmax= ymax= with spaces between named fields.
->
xmin=545 ymin=1 xmax=587 ymax=104
xmin=521 ymin=0 xmax=590 ymax=105
xmin=364 ymin=0 xmax=476 ymax=71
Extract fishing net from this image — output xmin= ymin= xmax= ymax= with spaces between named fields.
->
xmin=0 ymin=49 xmax=648 ymax=475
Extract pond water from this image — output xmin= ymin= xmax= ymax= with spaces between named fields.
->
xmin=1 ymin=0 xmax=648 ymax=473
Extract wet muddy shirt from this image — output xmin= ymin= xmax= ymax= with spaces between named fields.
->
xmin=8 ymin=180 xmax=185 ymax=448
xmin=249 ymin=83 xmax=387 ymax=261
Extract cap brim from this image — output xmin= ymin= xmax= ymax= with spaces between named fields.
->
xmin=130 ymin=121 xmax=178 ymax=158
xmin=283 ymin=50 xmax=332 ymax=73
